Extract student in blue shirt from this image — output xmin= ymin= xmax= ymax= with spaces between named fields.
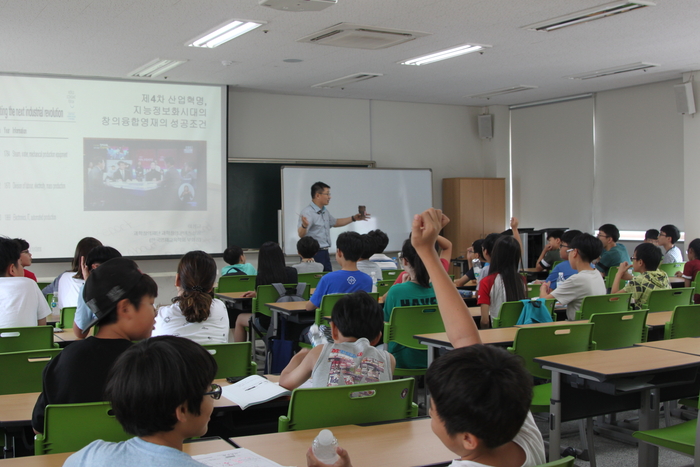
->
xmin=540 ymin=230 xmax=582 ymax=290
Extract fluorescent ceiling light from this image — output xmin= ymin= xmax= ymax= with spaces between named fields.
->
xmin=523 ymin=1 xmax=655 ymax=32
xmin=400 ymin=43 xmax=490 ymax=66
xmin=509 ymin=94 xmax=593 ymax=110
xmin=312 ymin=73 xmax=383 ymax=89
xmin=187 ymin=20 xmax=265 ymax=48
xmin=467 ymin=85 xmax=537 ymax=99
xmin=565 ymin=62 xmax=659 ymax=80
xmin=129 ymin=59 xmax=187 ymax=78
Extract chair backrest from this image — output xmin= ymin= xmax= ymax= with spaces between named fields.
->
xmin=604 ymin=267 xmax=627 ymax=290
xmin=278 ymin=378 xmax=418 ymax=432
xmin=252 ymin=283 xmax=309 ymax=318
xmin=0 ymin=326 xmax=59 ymax=352
xmin=376 ymin=279 xmax=393 ymax=297
xmin=384 ymin=305 xmax=445 ymax=351
xmin=217 ymin=275 xmax=256 ymax=293
xmin=201 ymin=342 xmax=257 ymax=379
xmin=296 ymin=272 xmax=328 ymax=289
xmin=35 ymin=402 xmax=129 ymax=455
xmin=315 ymin=293 xmax=348 ymax=325
xmin=664 ymin=304 xmax=700 ymax=339
xmin=588 ymin=309 xmax=648 ymax=350
xmin=509 ymin=323 xmax=595 ymax=379
xmin=659 ymin=262 xmax=685 ymax=277
xmin=646 ymin=287 xmax=694 ymax=312
xmin=493 ymin=299 xmax=556 ymax=328
xmin=381 ymin=269 xmax=403 ymax=281
xmin=526 ymin=284 xmax=541 ymax=299
xmin=0 ymin=348 xmax=61 ymax=395
xmin=576 ymin=293 xmax=632 ymax=320
xmin=57 ymin=307 xmax=76 ymax=329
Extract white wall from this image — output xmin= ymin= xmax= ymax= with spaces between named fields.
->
xmin=683 ymin=72 xmax=700 ymax=244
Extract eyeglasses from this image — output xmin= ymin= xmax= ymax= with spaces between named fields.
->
xmin=566 ymin=249 xmax=574 ymax=254
xmin=658 ymin=233 xmax=668 ymax=237
xmin=631 ymin=257 xmax=639 ymax=261
xmin=560 ymin=244 xmax=569 ymax=249
xmin=204 ymin=383 xmax=222 ymax=400
xmin=597 ymin=233 xmax=609 ymax=239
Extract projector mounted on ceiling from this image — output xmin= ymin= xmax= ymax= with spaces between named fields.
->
xmin=259 ymin=0 xmax=336 ymax=12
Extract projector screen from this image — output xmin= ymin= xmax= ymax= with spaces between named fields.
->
xmin=281 ymin=167 xmax=433 ymax=255
xmin=0 ymin=75 xmax=226 ymax=259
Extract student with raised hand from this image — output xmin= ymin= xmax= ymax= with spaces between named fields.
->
xmin=454 ymin=239 xmax=485 ymax=287
xmin=153 ymin=251 xmax=229 ymax=344
xmin=63 ymin=336 xmax=218 ymax=467
xmin=658 ymin=224 xmax=683 ymax=264
xmin=612 ymin=242 xmax=669 ymax=310
xmin=534 ymin=230 xmax=564 ymax=273
xmin=536 ymin=230 xmax=583 ymax=290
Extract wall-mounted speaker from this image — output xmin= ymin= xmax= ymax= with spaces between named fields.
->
xmin=478 ymin=114 xmax=493 ymax=139
xmin=674 ymin=82 xmax=696 ymax=115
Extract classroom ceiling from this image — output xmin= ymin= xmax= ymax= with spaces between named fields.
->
xmin=2 ymin=0 xmax=700 ymax=106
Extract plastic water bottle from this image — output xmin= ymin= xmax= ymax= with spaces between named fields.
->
xmin=50 ymin=293 xmax=58 ymax=312
xmin=312 ymin=429 xmax=339 ymax=464
xmin=557 ymin=272 xmax=565 ymax=289
xmin=370 ymin=271 xmax=378 ymax=293
xmin=472 ymin=258 xmax=482 ymax=281
xmin=307 ymin=324 xmax=327 ymax=347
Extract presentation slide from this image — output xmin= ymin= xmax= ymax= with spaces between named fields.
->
xmin=281 ymin=167 xmax=433 ymax=256
xmin=0 ymin=75 xmax=226 ymax=259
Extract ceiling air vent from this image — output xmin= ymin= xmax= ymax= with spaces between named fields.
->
xmin=467 ymin=85 xmax=538 ymax=99
xmin=523 ymin=1 xmax=655 ymax=32
xmin=298 ymin=23 xmax=429 ymax=50
xmin=565 ymin=62 xmax=659 ymax=80
xmin=312 ymin=73 xmax=383 ymax=89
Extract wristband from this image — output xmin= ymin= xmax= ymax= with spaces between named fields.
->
xmin=351 ymin=215 xmax=356 ymax=222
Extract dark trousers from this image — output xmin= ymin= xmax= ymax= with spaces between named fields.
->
xmin=314 ymin=249 xmax=333 ymax=272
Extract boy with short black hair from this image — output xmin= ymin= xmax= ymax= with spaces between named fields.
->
xmin=0 ymin=236 xmax=51 ymax=328
xmin=368 ymin=229 xmax=398 ymax=270
xmin=305 ymin=231 xmax=372 ymax=311
xmin=612 ymin=242 xmax=670 ymax=309
xmin=540 ymin=233 xmax=606 ymax=320
xmin=64 ymin=336 xmax=218 ymax=466
xmin=221 ymin=245 xmax=257 ymax=276
xmin=291 ymin=236 xmax=324 ymax=274
xmin=658 ymin=224 xmax=683 ymax=264
xmin=280 ymin=291 xmax=394 ymax=389
xmin=595 ymin=224 xmax=630 ymax=276
xmin=32 ymin=258 xmax=157 ymax=433
xmin=356 ymin=234 xmax=383 ymax=280
xmin=538 ymin=230 xmax=583 ymax=290
xmin=644 ymin=229 xmax=659 ymax=245
xmin=534 ymin=229 xmax=564 ymax=272
xmin=14 ymin=238 xmax=37 ymax=281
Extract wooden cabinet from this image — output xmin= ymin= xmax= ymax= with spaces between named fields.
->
xmin=442 ymin=178 xmax=506 ymax=263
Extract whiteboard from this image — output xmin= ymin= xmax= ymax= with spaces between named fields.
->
xmin=281 ymin=167 xmax=433 ymax=255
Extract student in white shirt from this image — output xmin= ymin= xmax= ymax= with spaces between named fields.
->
xmin=658 ymin=224 xmax=683 ymax=264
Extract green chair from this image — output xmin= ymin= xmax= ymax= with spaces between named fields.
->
xmin=574 ymin=293 xmax=632 ymax=320
xmin=278 ymin=379 xmax=418 ymax=432
xmin=297 ymin=272 xmax=327 ymax=289
xmin=604 ymin=266 xmax=627 ymax=291
xmin=201 ymin=342 xmax=257 ymax=379
xmin=35 ymin=401 xmax=129 ymax=455
xmin=551 ymin=261 xmax=563 ymax=270
xmin=508 ymin=323 xmax=595 ymax=412
xmin=0 ymin=348 xmax=61 ymax=395
xmin=588 ymin=309 xmax=648 ymax=350
xmin=664 ymin=304 xmax=700 ymax=339
xmin=381 ymin=269 xmax=403 ymax=281
xmin=376 ymin=279 xmax=393 ymax=296
xmin=647 ymin=287 xmax=694 ymax=312
xmin=526 ymin=284 xmax=541 ymax=299
xmin=659 ymin=262 xmax=685 ymax=277
xmin=633 ymin=406 xmax=699 ymax=461
xmin=536 ymin=456 xmax=576 ymax=467
xmin=314 ymin=293 xmax=347 ymax=326
xmin=492 ymin=299 xmax=556 ymax=328
xmin=384 ymin=305 xmax=445 ymax=378
xmin=0 ymin=326 xmax=59 ymax=352
xmin=37 ymin=282 xmax=51 ymax=290
xmin=57 ymin=307 xmax=76 ymax=330
xmin=250 ymin=283 xmax=310 ymax=353
xmin=216 ymin=275 xmax=256 ymax=293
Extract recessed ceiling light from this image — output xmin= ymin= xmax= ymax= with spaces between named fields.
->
xmin=467 ymin=85 xmax=537 ymax=99
xmin=400 ymin=43 xmax=490 ymax=66
xmin=565 ymin=62 xmax=659 ymax=80
xmin=311 ymin=73 xmax=383 ymax=89
xmin=523 ymin=1 xmax=655 ymax=32
xmin=187 ymin=20 xmax=266 ymax=48
xmin=129 ymin=59 xmax=187 ymax=78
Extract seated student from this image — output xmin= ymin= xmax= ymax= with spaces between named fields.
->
xmin=679 ymin=238 xmax=700 ymax=304
xmin=63 ymin=336 xmax=218 ymax=467
xmin=644 ymin=229 xmax=659 ymax=245
xmin=595 ymin=224 xmax=630 ymax=277
xmin=367 ymin=229 xmax=398 ymax=270
xmin=612 ymin=243 xmax=670 ymax=309
xmin=14 ymin=238 xmax=37 ymax=282
xmin=658 ymin=224 xmax=683 ymax=264
xmin=279 ymin=291 xmax=395 ymax=390
xmin=536 ymin=230 xmax=583 ymax=290
xmin=477 ymin=236 xmax=527 ymax=329
xmin=0 ymin=236 xmax=51 ymax=328
xmin=540 ymin=233 xmax=606 ymax=320
xmin=153 ymin=251 xmax=229 ymax=344
xmin=44 ymin=237 xmax=103 ymax=310
xmin=221 ymin=245 xmax=257 ymax=276
xmin=73 ymin=246 xmax=123 ymax=338
xmin=356 ymin=233 xmax=383 ymax=281
xmin=308 ymin=208 xmax=546 ymax=467
xmin=478 ymin=233 xmax=501 ymax=283
xmin=393 ymin=233 xmax=452 ymax=285
xmin=305 ymin=232 xmax=372 ymax=311
xmin=291 ymin=236 xmax=324 ymax=274
xmin=234 ymin=241 xmax=297 ymax=342
xmin=534 ymin=229 xmax=564 ymax=272
xmin=454 ymin=239 xmax=485 ymax=287
xmin=32 ymin=258 xmax=157 ymax=433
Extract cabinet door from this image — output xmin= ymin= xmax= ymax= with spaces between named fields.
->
xmin=482 ymin=179 xmax=506 ymax=236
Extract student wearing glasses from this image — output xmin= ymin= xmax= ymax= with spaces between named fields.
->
xmin=535 ymin=230 xmax=583 ymax=291
xmin=595 ymin=224 xmax=630 ymax=277
xmin=658 ymin=224 xmax=683 ymax=264
xmin=611 ymin=243 xmax=670 ymax=310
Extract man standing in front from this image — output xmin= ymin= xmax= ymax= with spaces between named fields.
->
xmin=298 ymin=181 xmax=367 ymax=272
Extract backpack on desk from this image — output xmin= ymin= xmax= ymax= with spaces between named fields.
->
xmin=271 ymin=283 xmax=307 ymax=302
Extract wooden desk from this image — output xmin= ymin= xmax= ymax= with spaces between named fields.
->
xmin=416 ymin=326 xmax=518 ymax=367
xmin=215 ymin=292 xmax=252 ymax=300
xmin=645 ymin=310 xmax=672 ymax=327
xmin=232 ymin=418 xmax=454 ymax=467
xmin=636 ymin=337 xmax=700 ymax=356
xmin=669 ymin=276 xmax=685 ymax=288
xmin=0 ymin=438 xmax=232 ymax=466
xmin=535 ymin=346 xmax=700 ymax=467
